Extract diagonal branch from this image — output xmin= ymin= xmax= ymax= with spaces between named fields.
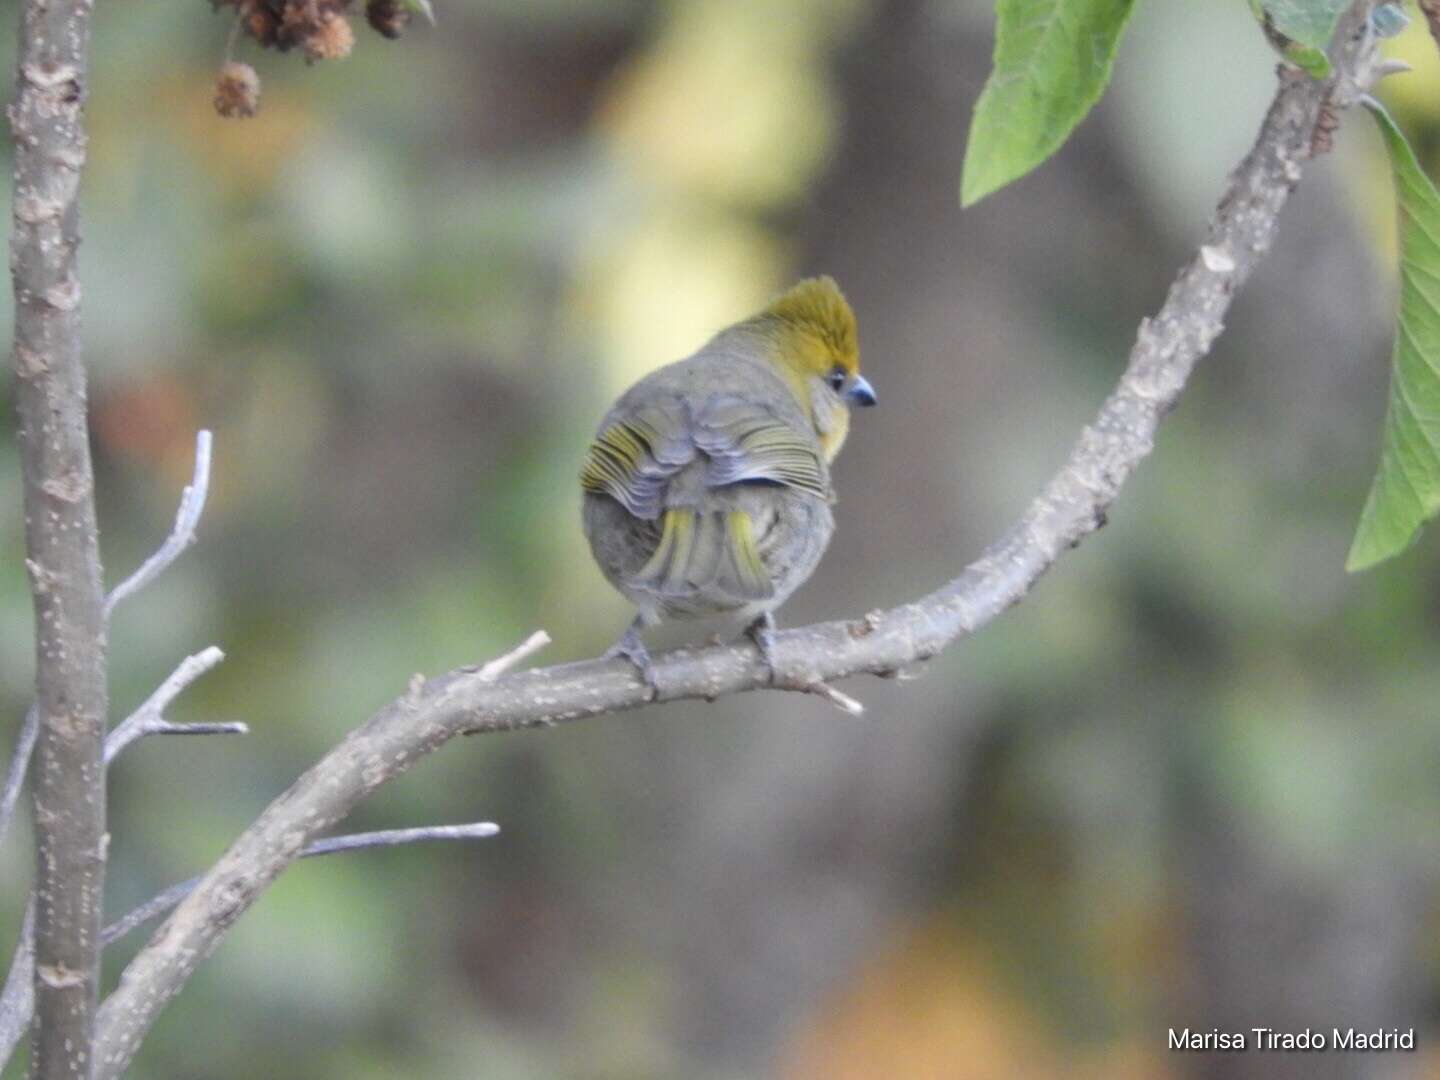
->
xmin=0 ymin=707 xmax=39 ymax=854
xmin=89 ymin=9 xmax=1385 ymax=1072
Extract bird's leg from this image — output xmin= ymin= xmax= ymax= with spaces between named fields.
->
xmin=604 ymin=614 xmax=660 ymax=692
xmin=744 ymin=611 xmax=780 ymax=684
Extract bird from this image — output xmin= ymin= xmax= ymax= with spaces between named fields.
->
xmin=580 ymin=275 xmax=876 ymax=686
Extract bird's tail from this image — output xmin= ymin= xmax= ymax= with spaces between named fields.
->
xmin=635 ymin=509 xmax=774 ymax=602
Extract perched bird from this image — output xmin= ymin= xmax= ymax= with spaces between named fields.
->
xmin=581 ymin=275 xmax=876 ymax=684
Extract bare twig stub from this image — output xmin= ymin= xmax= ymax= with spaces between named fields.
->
xmin=104 ymin=647 xmax=238 ymax=764
xmin=103 ymin=430 xmax=213 ymax=622
xmin=88 ymin=8 xmax=1382 ymax=1070
xmin=10 ymin=0 xmax=107 ymax=1069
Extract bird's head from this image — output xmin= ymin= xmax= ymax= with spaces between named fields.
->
xmin=740 ymin=276 xmax=875 ymax=462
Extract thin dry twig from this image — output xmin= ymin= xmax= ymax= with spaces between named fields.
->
xmin=104 ymin=647 xmax=239 ymax=764
xmin=463 ymin=630 xmax=553 ymax=680
xmin=0 ymin=707 xmax=38 ymax=853
xmin=803 ymin=681 xmax=865 ymax=717
xmin=100 ymin=822 xmax=501 ymax=948
xmin=0 ymin=901 xmax=34 ymax=1066
xmin=103 ymin=430 xmax=213 ymax=622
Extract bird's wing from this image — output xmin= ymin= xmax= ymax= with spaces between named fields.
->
xmin=582 ymin=393 xmax=825 ymax=604
xmin=581 ymin=394 xmax=828 ymax=519
xmin=691 ymin=395 xmax=829 ymax=501
xmin=580 ymin=399 xmax=698 ymax=520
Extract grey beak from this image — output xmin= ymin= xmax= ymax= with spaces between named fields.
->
xmin=845 ymin=373 xmax=877 ymax=407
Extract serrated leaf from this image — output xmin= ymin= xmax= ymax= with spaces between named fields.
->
xmin=960 ymin=0 xmax=1136 ymax=208
xmin=1347 ymin=103 xmax=1440 ymax=571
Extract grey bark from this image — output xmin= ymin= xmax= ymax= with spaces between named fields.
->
xmin=89 ymin=6 xmax=1383 ymax=1071
xmin=8 ymin=0 xmax=106 ymax=1073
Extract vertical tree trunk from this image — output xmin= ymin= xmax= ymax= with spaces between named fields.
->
xmin=9 ymin=0 xmax=106 ymax=1073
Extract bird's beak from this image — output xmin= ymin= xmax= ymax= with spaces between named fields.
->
xmin=844 ymin=373 xmax=877 ymax=407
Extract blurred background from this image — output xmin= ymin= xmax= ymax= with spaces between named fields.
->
xmin=2 ymin=0 xmax=1440 ymax=1076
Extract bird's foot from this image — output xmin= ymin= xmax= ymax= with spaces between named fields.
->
xmin=604 ymin=621 xmax=660 ymax=694
xmin=744 ymin=612 xmax=781 ymax=685
xmin=740 ymin=614 xmax=864 ymax=715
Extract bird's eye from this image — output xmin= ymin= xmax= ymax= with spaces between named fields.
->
xmin=827 ymin=368 xmax=846 ymax=390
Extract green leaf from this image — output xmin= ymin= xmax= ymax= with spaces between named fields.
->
xmin=1347 ymin=102 xmax=1440 ymax=571
xmin=1245 ymin=0 xmax=1349 ymax=77
xmin=960 ymin=0 xmax=1136 ymax=208
xmin=1253 ymin=0 xmax=1348 ymax=50
xmin=402 ymin=0 xmax=435 ymax=24
xmin=1278 ymin=41 xmax=1331 ymax=79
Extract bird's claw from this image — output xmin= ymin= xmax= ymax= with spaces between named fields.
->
xmin=744 ymin=612 xmax=781 ymax=685
xmin=605 ymin=623 xmax=660 ymax=693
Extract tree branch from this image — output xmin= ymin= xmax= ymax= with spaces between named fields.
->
xmin=9 ymin=0 xmax=106 ymax=1067
xmin=99 ymin=822 xmax=501 ymax=948
xmin=0 ymin=901 xmax=35 ymax=1070
xmin=103 ymin=648 xmax=241 ymax=765
xmin=88 ymin=9 xmax=1384 ymax=1070
xmin=0 ymin=708 xmax=39 ymax=854
xmin=102 ymin=430 xmax=212 ymax=622
xmin=0 ymin=824 xmax=499 ymax=1068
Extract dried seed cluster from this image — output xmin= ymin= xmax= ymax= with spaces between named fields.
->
xmin=214 ymin=60 xmax=261 ymax=118
xmin=212 ymin=0 xmax=414 ymax=117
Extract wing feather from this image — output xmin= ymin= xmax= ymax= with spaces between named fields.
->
xmin=581 ymin=393 xmax=828 ymax=519
xmin=693 ymin=397 xmax=829 ymax=500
